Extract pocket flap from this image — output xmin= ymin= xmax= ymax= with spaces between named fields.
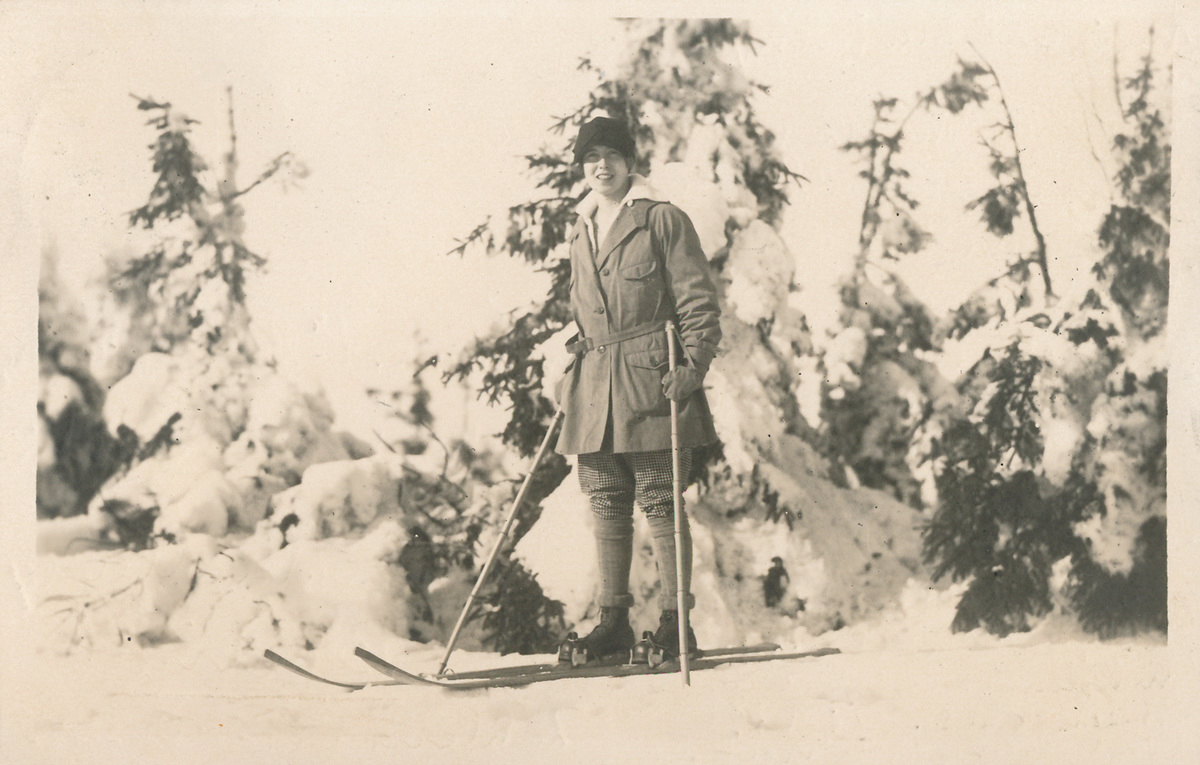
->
xmin=620 ymin=259 xmax=658 ymax=280
xmin=625 ymin=348 xmax=668 ymax=369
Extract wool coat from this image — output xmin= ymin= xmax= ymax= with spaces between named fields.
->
xmin=554 ymin=178 xmax=722 ymax=455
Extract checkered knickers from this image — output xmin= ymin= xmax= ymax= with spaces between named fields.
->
xmin=577 ymin=448 xmax=693 ymax=520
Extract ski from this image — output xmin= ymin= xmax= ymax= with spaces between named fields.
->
xmin=433 ymin=641 xmax=781 ymax=681
xmin=263 ymin=645 xmax=746 ymax=689
xmin=263 ymin=649 xmax=410 ymax=690
xmin=355 ymin=644 xmax=837 ymax=690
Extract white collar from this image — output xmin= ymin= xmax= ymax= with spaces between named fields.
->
xmin=575 ymin=175 xmax=668 ymax=219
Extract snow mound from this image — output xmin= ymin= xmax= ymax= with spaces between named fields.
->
xmin=37 ymin=497 xmax=418 ymax=664
xmin=34 ymin=442 xmax=491 ymax=662
xmin=271 ymin=455 xmax=405 ymax=543
xmin=69 ymin=347 xmax=372 ymax=551
xmin=725 ymin=220 xmax=795 ymax=326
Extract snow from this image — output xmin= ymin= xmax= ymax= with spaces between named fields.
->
xmin=725 ymin=221 xmax=795 ymax=326
xmin=650 ymin=161 xmax=731 ymax=258
xmin=3 ymin=606 xmax=1186 ymax=765
xmin=270 ymin=455 xmax=403 ymax=542
xmin=40 ymin=373 xmax=83 ymax=420
xmin=512 ymin=467 xmax=595 ymax=626
xmin=824 ymin=325 xmax=869 ymax=394
xmin=156 ymin=469 xmax=238 ymax=538
xmin=104 ymin=352 xmax=193 ymax=442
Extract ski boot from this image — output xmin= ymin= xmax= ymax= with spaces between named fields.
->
xmin=630 ymin=610 xmax=697 ymax=667
xmin=558 ymin=607 xmax=635 ymax=667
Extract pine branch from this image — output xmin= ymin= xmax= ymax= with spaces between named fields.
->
xmin=447 ymin=219 xmax=494 ymax=257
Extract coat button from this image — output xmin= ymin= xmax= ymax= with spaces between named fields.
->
xmin=602 ymin=269 xmax=610 ymax=276
xmin=595 ymin=306 xmax=606 ymax=314
xmin=598 ymin=346 xmax=606 ymax=354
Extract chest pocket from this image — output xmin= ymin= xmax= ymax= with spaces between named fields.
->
xmin=620 ymin=259 xmax=658 ymax=280
xmin=616 ymin=226 xmax=667 ymax=320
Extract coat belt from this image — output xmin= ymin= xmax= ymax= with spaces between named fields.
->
xmin=566 ymin=320 xmax=665 ymax=356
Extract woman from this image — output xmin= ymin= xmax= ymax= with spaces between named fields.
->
xmin=554 ymin=116 xmax=722 ymax=663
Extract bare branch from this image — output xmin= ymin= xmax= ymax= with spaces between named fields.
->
xmin=228 ymin=152 xmax=295 ymax=200
xmin=968 ymin=42 xmax=1053 ymax=299
xmin=227 ymin=85 xmax=237 ymax=169
xmin=373 ymin=429 xmax=400 ymax=454
xmin=1081 ymin=90 xmax=1117 ymax=203
xmin=1113 ymin=22 xmax=1124 ymax=117
xmin=418 ymin=420 xmax=453 ymax=478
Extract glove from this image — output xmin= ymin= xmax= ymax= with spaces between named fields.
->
xmin=661 ymin=365 xmax=704 ymax=402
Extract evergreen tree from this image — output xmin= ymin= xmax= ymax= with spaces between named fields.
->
xmin=120 ymin=91 xmax=303 ymax=358
xmin=824 ymin=95 xmax=939 ymax=504
xmin=445 ymin=19 xmax=825 ymax=646
xmin=87 ymin=91 xmax=318 ymax=547
xmin=914 ymin=36 xmax=1169 ymax=636
xmin=1062 ymin=37 xmax=1168 ymax=636
xmin=446 ymin=19 xmax=805 ymax=459
xmin=824 ymin=47 xmax=1063 ymax=509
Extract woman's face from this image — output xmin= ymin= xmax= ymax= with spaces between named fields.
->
xmin=582 ymin=145 xmax=632 ymax=200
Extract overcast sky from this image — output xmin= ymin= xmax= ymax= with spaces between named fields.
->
xmin=3 ymin=1 xmax=1179 ymax=437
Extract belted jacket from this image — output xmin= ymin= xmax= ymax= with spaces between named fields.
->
xmin=554 ymin=177 xmax=722 ymax=455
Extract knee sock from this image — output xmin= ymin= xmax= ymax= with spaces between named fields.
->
xmin=593 ymin=516 xmax=635 ymax=608
xmin=647 ymin=514 xmax=694 ymax=611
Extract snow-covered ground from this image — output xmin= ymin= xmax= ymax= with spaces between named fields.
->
xmin=2 ymin=625 xmax=1187 ymax=765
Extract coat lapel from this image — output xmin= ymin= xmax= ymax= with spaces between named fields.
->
xmin=570 ymin=223 xmax=606 ymax=310
xmin=594 ymin=207 xmax=639 ymax=272
xmin=573 ymin=221 xmax=600 ymax=275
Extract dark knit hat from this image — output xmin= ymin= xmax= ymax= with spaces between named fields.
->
xmin=573 ymin=117 xmax=636 ymax=165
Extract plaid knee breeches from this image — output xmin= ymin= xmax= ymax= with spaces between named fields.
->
xmin=577 ymin=449 xmax=693 ymax=520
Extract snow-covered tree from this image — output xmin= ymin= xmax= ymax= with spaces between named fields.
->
xmin=822 ymin=46 xmax=1064 ymax=512
xmin=450 ymin=19 xmax=926 ymax=644
xmin=916 ymin=37 xmax=1169 ymax=636
xmin=78 ymin=91 xmax=362 ymax=548
xmin=1061 ymin=38 xmax=1168 ymax=636
xmin=447 ymin=20 xmax=804 ymax=456
xmin=39 ymin=93 xmax=466 ymax=658
xmin=823 ymin=95 xmax=941 ymax=505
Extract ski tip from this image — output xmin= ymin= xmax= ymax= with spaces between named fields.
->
xmin=353 ymin=646 xmax=396 ymax=664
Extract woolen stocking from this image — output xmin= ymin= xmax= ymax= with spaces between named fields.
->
xmin=593 ymin=516 xmax=635 ymax=608
xmin=647 ymin=513 xmax=694 ymax=610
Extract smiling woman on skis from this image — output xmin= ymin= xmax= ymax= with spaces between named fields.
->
xmin=553 ymin=116 xmax=722 ymax=665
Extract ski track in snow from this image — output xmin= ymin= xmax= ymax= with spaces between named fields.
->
xmin=4 ymin=641 xmax=1187 ymax=765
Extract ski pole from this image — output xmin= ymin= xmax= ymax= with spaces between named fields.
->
xmin=666 ymin=321 xmax=691 ymax=687
xmin=436 ymin=405 xmax=565 ymax=677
